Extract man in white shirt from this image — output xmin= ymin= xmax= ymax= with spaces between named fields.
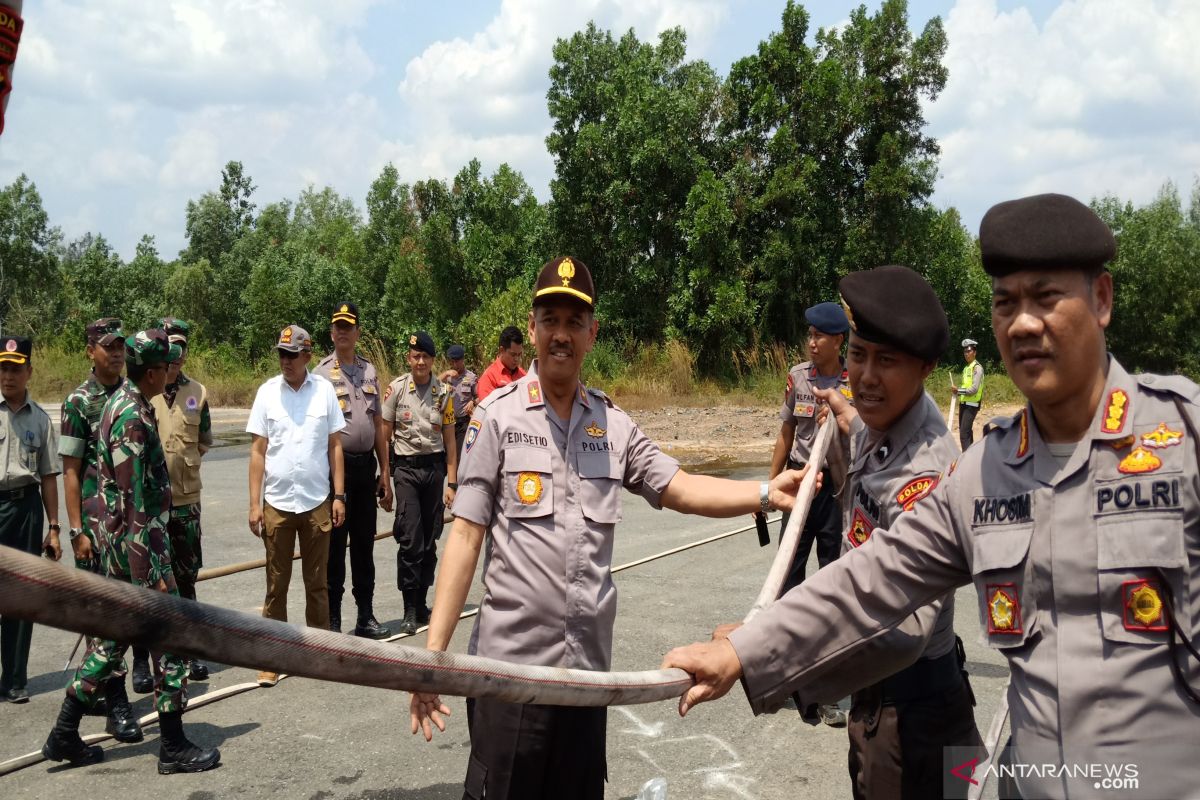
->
xmin=246 ymin=325 xmax=346 ymax=687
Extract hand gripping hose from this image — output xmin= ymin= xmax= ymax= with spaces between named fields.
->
xmin=0 ymin=546 xmax=691 ymax=707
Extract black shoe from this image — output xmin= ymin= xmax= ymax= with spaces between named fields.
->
xmin=329 ymin=600 xmax=341 ymax=633
xmin=354 ymin=615 xmax=391 ymax=639
xmin=415 ymin=589 xmax=432 ymax=625
xmin=188 ymin=660 xmax=210 ymax=682
xmin=103 ymin=678 xmax=143 ymax=743
xmin=6 ymin=687 xmax=29 ymax=703
xmin=42 ymin=696 xmax=105 ymax=766
xmin=157 ymin=710 xmax=221 ymax=775
xmin=131 ymin=658 xmax=153 ymax=694
xmin=397 ymin=607 xmax=418 ymax=636
xmin=818 ymin=704 xmax=847 ymax=728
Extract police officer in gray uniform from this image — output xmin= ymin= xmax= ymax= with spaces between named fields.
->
xmin=666 ymin=194 xmax=1200 ymax=799
xmin=408 ymin=256 xmax=809 ymax=800
xmin=381 ymin=331 xmax=457 ymax=635
xmin=314 ymin=302 xmax=391 ymax=638
xmin=821 ymin=266 xmax=982 ymax=798
xmin=440 ymin=344 xmax=477 ymax=464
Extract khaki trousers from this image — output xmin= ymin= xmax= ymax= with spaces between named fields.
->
xmin=262 ymin=501 xmax=332 ymax=629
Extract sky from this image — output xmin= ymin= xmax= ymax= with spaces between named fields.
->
xmin=1 ymin=0 xmax=1198 ymax=260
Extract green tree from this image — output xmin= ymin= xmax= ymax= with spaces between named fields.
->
xmin=0 ymin=175 xmax=63 ymax=336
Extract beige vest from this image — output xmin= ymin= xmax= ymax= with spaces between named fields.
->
xmin=151 ymin=379 xmax=206 ymax=506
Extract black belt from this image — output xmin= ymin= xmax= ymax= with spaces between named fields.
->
xmin=0 ymin=483 xmax=38 ymax=502
xmin=344 ymin=450 xmax=376 ymax=464
xmin=394 ymin=453 xmax=446 ymax=468
xmin=880 ymin=648 xmax=963 ymax=705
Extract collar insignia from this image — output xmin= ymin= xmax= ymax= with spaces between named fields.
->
xmin=1016 ymin=409 xmax=1030 ymax=458
xmin=527 ymin=381 xmax=541 ymax=404
xmin=1101 ymin=389 xmax=1129 ymax=434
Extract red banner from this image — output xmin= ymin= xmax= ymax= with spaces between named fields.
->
xmin=0 ymin=2 xmax=24 ymax=136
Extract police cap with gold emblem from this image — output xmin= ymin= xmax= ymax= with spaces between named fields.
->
xmin=408 ymin=330 xmax=436 ymax=357
xmin=0 ymin=335 xmax=32 ymax=365
xmin=331 ymin=301 xmax=359 ymax=326
xmin=980 ymin=193 xmax=1116 ymax=277
xmin=839 ymin=265 xmax=949 ymax=363
xmin=533 ymin=256 xmax=595 ymax=310
xmin=276 ymin=324 xmax=313 ymax=353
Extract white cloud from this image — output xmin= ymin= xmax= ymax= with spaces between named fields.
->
xmin=928 ymin=0 xmax=1200 ymax=227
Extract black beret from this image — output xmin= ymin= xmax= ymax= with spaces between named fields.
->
xmin=804 ymin=302 xmax=849 ymax=335
xmin=534 ymin=256 xmax=595 ymax=309
xmin=332 ymin=301 xmax=360 ymax=325
xmin=408 ymin=331 xmax=436 ymax=357
xmin=980 ymin=193 xmax=1116 ymax=277
xmin=0 ymin=335 xmax=32 ymax=365
xmin=839 ymin=265 xmax=949 ymax=362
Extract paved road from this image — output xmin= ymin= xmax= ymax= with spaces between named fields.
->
xmin=1 ymin=440 xmax=1009 ymax=799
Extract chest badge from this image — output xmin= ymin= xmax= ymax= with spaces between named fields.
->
xmin=1101 ymin=389 xmax=1129 ymax=434
xmin=1122 ymin=579 xmax=1168 ymax=631
xmin=986 ymin=584 xmax=1023 ymax=635
xmin=338 ymin=398 xmax=348 ymax=412
xmin=1118 ymin=446 xmax=1162 ymax=475
xmin=1141 ymin=422 xmax=1183 ymax=449
xmin=846 ymin=508 xmax=872 ymax=548
xmin=585 ymin=421 xmax=605 ymax=438
xmin=516 ymin=472 xmax=544 ymax=505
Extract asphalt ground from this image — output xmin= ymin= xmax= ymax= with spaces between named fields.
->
xmin=0 ymin=422 xmax=1010 ymax=799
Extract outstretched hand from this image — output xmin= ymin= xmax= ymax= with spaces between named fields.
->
xmin=661 ymin=637 xmax=744 ymax=717
xmin=410 ymin=692 xmax=451 ymax=741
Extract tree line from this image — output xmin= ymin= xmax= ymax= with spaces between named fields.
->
xmin=1 ymin=0 xmax=1198 ymax=378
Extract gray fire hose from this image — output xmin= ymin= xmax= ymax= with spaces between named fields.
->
xmin=0 ymin=546 xmax=691 ymax=707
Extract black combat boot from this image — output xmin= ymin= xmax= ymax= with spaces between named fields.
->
xmin=42 ymin=695 xmax=105 ymax=766
xmin=157 ymin=710 xmax=221 ymax=774
xmin=354 ymin=604 xmax=391 ymax=639
xmin=131 ymin=649 xmax=153 ymax=694
xmin=188 ymin=660 xmax=210 ymax=681
xmin=329 ymin=598 xmax=341 ymax=634
xmin=104 ymin=677 xmax=144 ymax=743
xmin=397 ymin=591 xmax=418 ymax=636
xmin=415 ymin=588 xmax=432 ymax=626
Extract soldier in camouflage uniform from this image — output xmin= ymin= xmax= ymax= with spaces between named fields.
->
xmin=148 ymin=317 xmax=213 ymax=681
xmin=43 ymin=330 xmax=221 ymax=774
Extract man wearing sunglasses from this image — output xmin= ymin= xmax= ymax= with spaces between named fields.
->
xmin=247 ymin=325 xmax=346 ymax=687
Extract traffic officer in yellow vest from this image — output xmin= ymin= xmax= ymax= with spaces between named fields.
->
xmin=381 ymin=331 xmax=457 ymax=635
xmin=665 ymin=193 xmax=1200 ymax=799
xmin=957 ymin=338 xmax=984 ymax=449
xmin=145 ymin=317 xmax=212 ymax=683
xmin=0 ymin=335 xmax=61 ymax=704
xmin=313 ymin=301 xmax=391 ymax=639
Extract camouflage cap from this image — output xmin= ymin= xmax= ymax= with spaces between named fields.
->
xmin=86 ymin=317 xmax=125 ymax=346
xmin=125 ymin=329 xmax=182 ymax=367
xmin=152 ymin=317 xmax=191 ymax=347
xmin=276 ymin=324 xmax=313 ymax=353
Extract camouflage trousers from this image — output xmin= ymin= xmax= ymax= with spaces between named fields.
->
xmin=68 ymin=639 xmax=187 ymax=713
xmin=73 ymin=494 xmax=105 ymax=574
xmin=167 ymin=503 xmax=203 ymax=601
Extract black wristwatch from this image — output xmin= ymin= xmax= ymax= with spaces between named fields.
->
xmin=447 ymin=482 xmax=459 ymax=490
xmin=334 ymin=493 xmax=347 ymax=503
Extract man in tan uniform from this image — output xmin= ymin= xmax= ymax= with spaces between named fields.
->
xmin=381 ymin=331 xmax=457 ymax=635
xmin=665 ymin=194 xmax=1200 ymax=799
xmin=408 ymin=256 xmax=809 ymax=800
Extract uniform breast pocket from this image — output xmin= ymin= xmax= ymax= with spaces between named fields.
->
xmin=335 ymin=386 xmax=351 ymax=419
xmin=20 ymin=430 xmax=42 ymax=469
xmin=970 ymin=524 xmax=1037 ymax=649
xmin=578 ymin=452 xmax=622 ymax=524
xmin=503 ymin=448 xmax=553 ymax=519
xmin=1096 ymin=515 xmax=1186 ymax=645
xmin=181 ymin=408 xmax=202 ymax=443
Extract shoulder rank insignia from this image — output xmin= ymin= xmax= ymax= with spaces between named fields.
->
xmin=839 ymin=386 xmax=854 ymax=401
xmin=464 ymin=419 xmax=481 ymax=452
xmin=585 ymin=421 xmax=605 ymax=438
xmin=986 ymin=584 xmax=1023 ymax=635
xmin=382 ymin=385 xmax=393 ymax=402
xmin=338 ymin=398 xmax=347 ymax=412
xmin=1101 ymin=389 xmax=1129 ymax=434
xmin=1118 ymin=446 xmax=1162 ymax=475
xmin=785 ymin=373 xmax=794 ymax=398
xmin=896 ymin=475 xmax=939 ymax=512
xmin=527 ymin=381 xmax=541 ymax=404
xmin=1122 ymin=579 xmax=1168 ymax=631
xmin=1015 ymin=409 xmax=1030 ymax=459
xmin=516 ymin=472 xmax=543 ymax=504
xmin=1141 ymin=422 xmax=1183 ymax=449
xmin=846 ymin=508 xmax=873 ymax=548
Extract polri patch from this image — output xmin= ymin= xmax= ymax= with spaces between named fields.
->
xmin=986 ymin=584 xmax=1022 ymax=635
xmin=1122 ymin=579 xmax=1168 ymax=631
xmin=896 ymin=475 xmax=939 ymax=512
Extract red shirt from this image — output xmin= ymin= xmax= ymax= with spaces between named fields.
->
xmin=475 ymin=356 xmax=526 ymax=402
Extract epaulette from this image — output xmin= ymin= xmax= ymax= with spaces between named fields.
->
xmin=478 ymin=381 xmax=521 ymax=411
xmin=983 ymin=408 xmax=1021 ymax=437
xmin=586 ymin=386 xmax=615 ymax=408
xmin=1136 ymin=373 xmax=1200 ymax=404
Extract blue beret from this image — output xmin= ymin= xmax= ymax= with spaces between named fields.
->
xmin=446 ymin=344 xmax=465 ymax=360
xmin=804 ymin=302 xmax=849 ymax=335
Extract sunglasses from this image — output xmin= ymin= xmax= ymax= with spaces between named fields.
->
xmin=278 ymin=350 xmax=303 ymax=360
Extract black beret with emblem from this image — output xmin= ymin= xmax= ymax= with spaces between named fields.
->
xmin=533 ymin=256 xmax=595 ymax=310
xmin=408 ymin=330 xmax=436 ymax=357
xmin=839 ymin=265 xmax=949 ymax=362
xmin=980 ymin=193 xmax=1116 ymax=277
xmin=0 ymin=335 xmax=32 ymax=365
xmin=331 ymin=301 xmax=359 ymax=325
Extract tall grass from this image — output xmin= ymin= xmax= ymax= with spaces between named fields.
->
xmin=29 ymin=341 xmax=1025 ymax=412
